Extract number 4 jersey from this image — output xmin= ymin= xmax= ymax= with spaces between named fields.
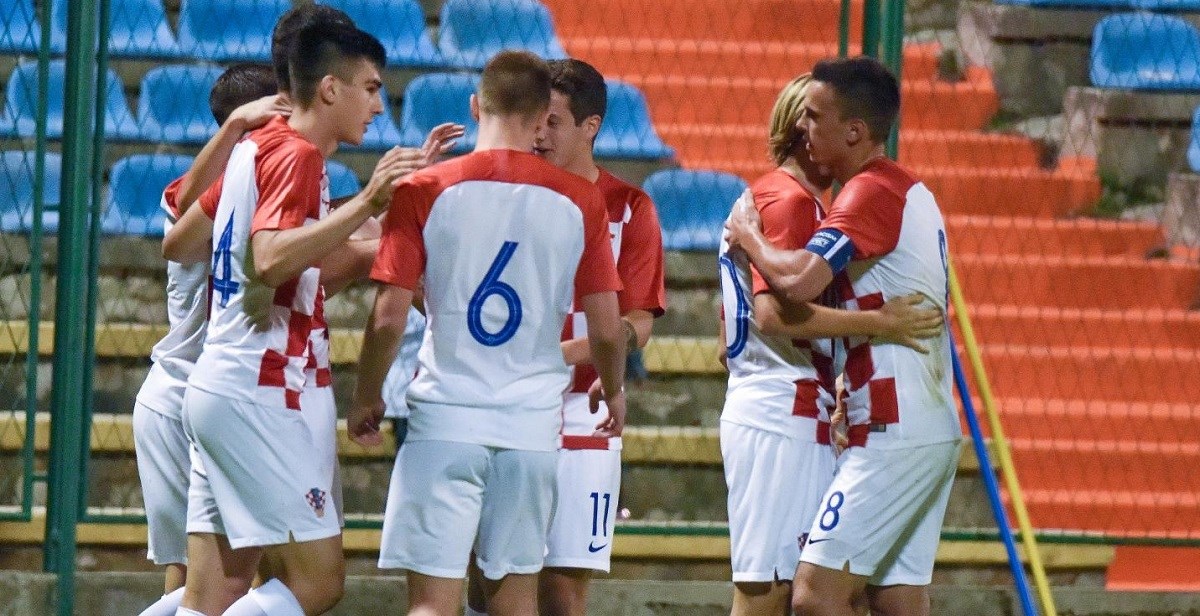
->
xmin=372 ymin=149 xmax=621 ymax=452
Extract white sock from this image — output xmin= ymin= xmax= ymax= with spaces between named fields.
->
xmin=174 ymin=608 xmax=205 ymax=616
xmin=221 ymin=578 xmax=304 ymax=616
xmin=140 ymin=587 xmax=185 ymax=616
xmin=465 ymin=606 xmax=489 ymax=616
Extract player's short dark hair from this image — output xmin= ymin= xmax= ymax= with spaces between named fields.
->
xmin=271 ymin=4 xmax=355 ymax=94
xmin=478 ymin=50 xmax=552 ymax=121
xmin=209 ymin=64 xmax=278 ymax=126
xmin=547 ymin=58 xmax=606 ymax=126
xmin=289 ymin=21 xmax=387 ymax=108
xmin=811 ymin=56 xmax=900 ymax=144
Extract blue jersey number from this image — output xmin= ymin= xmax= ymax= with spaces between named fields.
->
xmin=937 ymin=229 xmax=949 ymax=305
xmin=211 ymin=212 xmax=240 ymax=308
xmin=718 ymin=254 xmax=750 ymax=359
xmin=590 ymin=491 xmax=612 ymax=538
xmin=467 ymin=241 xmax=522 ymax=347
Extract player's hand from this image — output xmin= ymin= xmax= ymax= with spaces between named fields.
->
xmin=362 ymin=146 xmax=424 ymax=213
xmin=347 ymin=399 xmax=386 ymax=447
xmin=829 ymin=396 xmax=849 ymax=457
xmin=420 ymin=122 xmax=465 ymax=167
xmin=228 ymin=94 xmax=291 ymax=131
xmin=723 ymin=189 xmax=760 ymax=249
xmin=588 ymin=378 xmax=627 ymax=438
xmin=875 ymin=293 xmax=943 ymax=353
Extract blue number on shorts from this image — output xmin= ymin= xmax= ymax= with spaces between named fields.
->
xmin=718 ymin=254 xmax=750 ymax=359
xmin=590 ymin=491 xmax=612 ymax=537
xmin=211 ymin=211 xmax=239 ymax=308
xmin=467 ymin=241 xmax=522 ymax=346
xmin=937 ymin=229 xmax=949 ymax=305
xmin=818 ymin=491 xmax=845 ymax=531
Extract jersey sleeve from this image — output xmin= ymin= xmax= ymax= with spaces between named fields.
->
xmin=250 ymin=143 xmax=325 ymax=234
xmin=617 ymin=190 xmax=666 ymax=316
xmin=197 ymin=175 xmax=223 ymax=220
xmin=161 ymin=174 xmax=222 ymax=221
xmin=751 ymin=185 xmax=821 ymax=296
xmin=371 ymin=175 xmax=435 ymax=290
xmin=814 ymin=177 xmax=903 ymax=265
xmin=161 ymin=176 xmax=185 ymax=219
xmin=575 ymin=186 xmax=622 ymax=298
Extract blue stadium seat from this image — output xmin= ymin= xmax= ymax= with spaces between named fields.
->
xmin=595 ymin=80 xmax=675 ymax=160
xmin=0 ymin=0 xmax=41 ymax=53
xmin=1091 ymin=13 xmax=1200 ymax=90
xmin=319 ymin=0 xmax=443 ymax=68
xmin=176 ymin=0 xmax=289 ymax=62
xmin=0 ymin=150 xmax=62 ymax=234
xmin=138 ymin=64 xmax=223 ymax=145
xmin=438 ymin=0 xmax=568 ymax=70
xmin=102 ymin=154 xmax=194 ymax=237
xmin=344 ymin=85 xmax=405 ymax=151
xmin=0 ymin=60 xmax=142 ymax=140
xmin=1187 ymin=106 xmax=1200 ymax=172
xmin=51 ymin=0 xmax=182 ymax=58
xmin=398 ymin=72 xmax=479 ymax=152
xmin=1129 ymin=0 xmax=1200 ymax=9
xmin=326 ymin=160 xmax=361 ymax=201
xmin=642 ymin=169 xmax=747 ymax=252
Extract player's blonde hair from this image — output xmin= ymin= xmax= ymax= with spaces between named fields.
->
xmin=768 ymin=73 xmax=813 ymax=166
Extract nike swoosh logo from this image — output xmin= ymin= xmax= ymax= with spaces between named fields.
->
xmin=807 ymin=538 xmax=831 ymax=544
xmin=588 ymin=541 xmax=608 ymax=553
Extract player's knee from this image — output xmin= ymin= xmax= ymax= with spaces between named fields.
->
xmin=287 ymin=569 xmax=345 ymax=613
xmin=792 ymin=588 xmax=841 ymax=616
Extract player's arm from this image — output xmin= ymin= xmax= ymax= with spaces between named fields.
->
xmin=176 ymin=94 xmax=290 ymax=213
xmin=755 ymin=293 xmax=942 ymax=353
xmin=162 ymin=205 xmax=215 ymax=264
xmin=561 ymin=311 xmax=650 ymax=366
xmin=726 ymin=194 xmax=833 ymax=305
xmin=348 ymin=283 xmax=414 ymax=446
xmin=581 ymin=291 xmax=627 ymax=438
xmin=717 ymin=313 xmax=728 ymax=370
xmin=252 ymin=147 xmax=413 ymax=287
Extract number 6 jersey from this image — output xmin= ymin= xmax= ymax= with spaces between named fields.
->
xmin=372 ymin=149 xmax=621 ymax=452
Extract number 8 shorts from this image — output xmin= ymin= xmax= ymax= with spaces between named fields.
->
xmin=799 ymin=439 xmax=961 ymax=586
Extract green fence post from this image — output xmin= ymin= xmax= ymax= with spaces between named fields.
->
xmin=882 ymin=0 xmax=906 ymax=159
xmin=862 ymin=0 xmax=881 ymax=58
xmin=43 ymin=0 xmax=100 ymax=613
xmin=838 ymin=0 xmax=852 ymax=58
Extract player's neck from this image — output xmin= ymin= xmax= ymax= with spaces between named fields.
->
xmin=836 ymin=144 xmax=888 ymax=184
xmin=778 ymin=158 xmax=823 ymax=198
xmin=568 ymin=157 xmax=601 ymax=183
xmin=475 ymin=116 xmax=538 ymax=154
xmin=288 ymin=111 xmax=338 ymax=157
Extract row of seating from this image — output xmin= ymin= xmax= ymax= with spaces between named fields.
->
xmin=0 ymin=150 xmax=361 ymax=236
xmin=0 ymin=0 xmax=566 ymax=70
xmin=0 ymin=61 xmax=673 ymax=158
xmin=999 ymin=0 xmax=1200 ymax=10
xmin=1 ymin=148 xmax=738 ymax=250
xmin=1091 ymin=12 xmax=1200 ymax=90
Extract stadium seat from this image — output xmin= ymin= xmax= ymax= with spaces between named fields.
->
xmin=101 ymin=154 xmax=194 ymax=237
xmin=176 ymin=0 xmax=289 ymax=62
xmin=642 ymin=169 xmax=747 ymax=252
xmin=345 ymin=85 xmax=405 ymax=151
xmin=1187 ymin=106 xmax=1200 ymax=172
xmin=398 ymin=72 xmax=479 ymax=152
xmin=137 ymin=64 xmax=223 ymax=145
xmin=438 ymin=0 xmax=568 ymax=70
xmin=1129 ymin=0 xmax=1200 ymax=9
xmin=0 ymin=150 xmax=62 ymax=234
xmin=326 ymin=159 xmax=361 ymax=201
xmin=0 ymin=0 xmax=40 ymax=53
xmin=594 ymin=80 xmax=674 ymax=160
xmin=319 ymin=0 xmax=443 ymax=68
xmin=0 ymin=60 xmax=142 ymax=140
xmin=1091 ymin=13 xmax=1200 ymax=91
xmin=51 ymin=0 xmax=182 ymax=58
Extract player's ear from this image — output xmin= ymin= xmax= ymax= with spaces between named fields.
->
xmin=469 ymin=94 xmax=481 ymax=122
xmin=319 ymin=74 xmax=338 ymax=106
xmin=585 ymin=114 xmax=601 ymax=140
xmin=847 ymin=120 xmax=865 ymax=146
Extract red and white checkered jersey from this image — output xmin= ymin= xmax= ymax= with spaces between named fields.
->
xmin=135 ymin=176 xmax=212 ymax=420
xmin=304 ymin=292 xmax=332 ymax=389
xmin=559 ymin=168 xmax=667 ymax=451
xmin=372 ymin=149 xmax=621 ymax=452
xmin=809 ymin=158 xmax=959 ymax=449
xmin=189 ymin=117 xmax=328 ymax=411
xmin=719 ymin=169 xmax=838 ymax=442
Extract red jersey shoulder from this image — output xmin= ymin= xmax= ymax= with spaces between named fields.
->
xmin=840 ymin=159 xmax=917 ymax=209
xmin=161 ymin=175 xmax=185 ymax=218
xmin=597 ymin=168 xmax=650 ymax=221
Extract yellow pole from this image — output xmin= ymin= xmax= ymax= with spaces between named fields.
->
xmin=948 ymin=258 xmax=1058 ymax=616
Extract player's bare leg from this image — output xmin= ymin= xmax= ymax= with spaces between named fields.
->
xmin=538 ymin=567 xmax=592 ymax=616
xmin=731 ymin=580 xmax=790 ymax=616
xmin=163 ymin=562 xmax=186 ymax=593
xmin=257 ymin=534 xmax=346 ymax=613
xmin=179 ymin=532 xmax=262 ymax=614
xmin=865 ymin=584 xmax=929 ymax=616
xmin=482 ymin=572 xmax=539 ymax=616
xmin=408 ymin=571 xmax=466 ymax=616
xmin=792 ymin=562 xmax=869 ymax=616
xmin=466 ymin=559 xmax=489 ymax=614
